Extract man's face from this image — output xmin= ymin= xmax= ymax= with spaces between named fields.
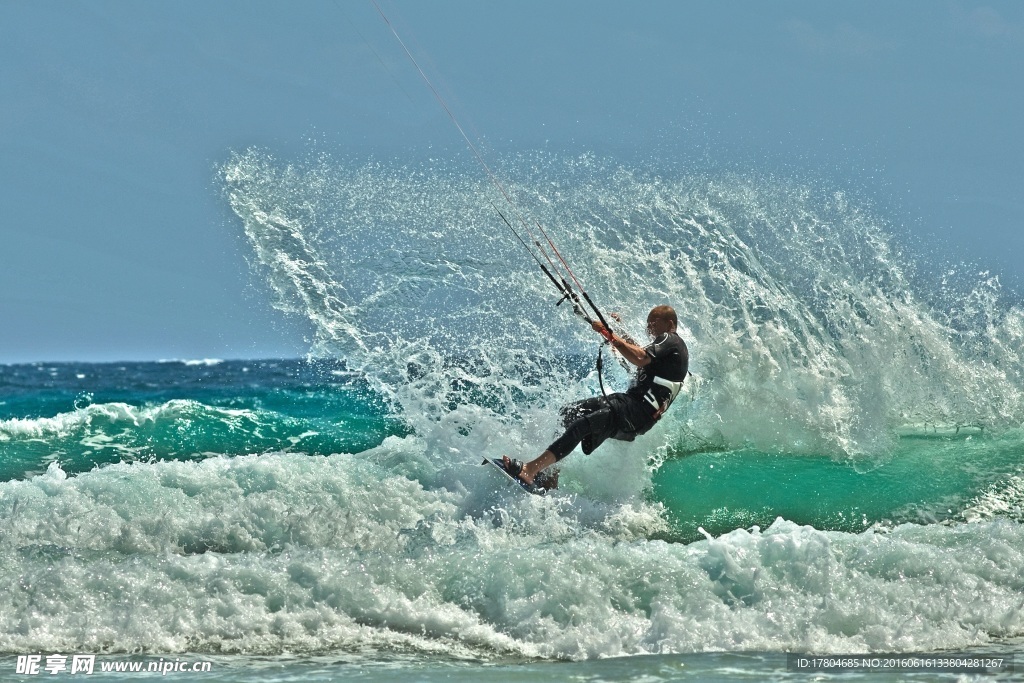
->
xmin=646 ymin=314 xmax=673 ymax=338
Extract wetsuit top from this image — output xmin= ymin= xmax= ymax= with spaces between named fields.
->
xmin=625 ymin=331 xmax=689 ymax=416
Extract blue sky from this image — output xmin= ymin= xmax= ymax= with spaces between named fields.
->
xmin=2 ymin=1 xmax=1022 ymax=362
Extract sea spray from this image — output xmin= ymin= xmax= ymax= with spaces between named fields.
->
xmin=221 ymin=149 xmax=1024 ymax=460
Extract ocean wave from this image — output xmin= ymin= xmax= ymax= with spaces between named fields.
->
xmin=0 ymin=400 xmax=255 ymax=439
xmin=0 ymin=397 xmax=397 ymax=481
xmin=0 ymin=449 xmax=1020 ymax=657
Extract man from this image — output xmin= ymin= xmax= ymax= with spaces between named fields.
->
xmin=502 ymin=305 xmax=689 ymax=489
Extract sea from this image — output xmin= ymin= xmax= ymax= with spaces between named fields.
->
xmin=2 ymin=151 xmax=1022 ymax=681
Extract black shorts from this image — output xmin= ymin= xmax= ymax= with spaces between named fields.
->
xmin=546 ymin=393 xmax=655 ymax=461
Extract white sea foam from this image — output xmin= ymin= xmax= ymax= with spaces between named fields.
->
xmin=963 ymin=474 xmax=1024 ymax=524
xmin=0 ymin=401 xmax=259 ymax=441
xmin=158 ymin=358 xmax=225 ymax=366
xmin=0 ymin=449 xmax=1020 ymax=657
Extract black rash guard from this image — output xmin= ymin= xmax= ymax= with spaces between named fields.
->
xmin=625 ymin=331 xmax=689 ymax=414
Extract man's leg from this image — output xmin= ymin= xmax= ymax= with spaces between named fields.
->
xmin=509 ymin=398 xmax=616 ymax=484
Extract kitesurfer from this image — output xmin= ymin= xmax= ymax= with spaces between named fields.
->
xmin=372 ymin=2 xmax=688 ymax=494
xmin=503 ymin=305 xmax=688 ymax=489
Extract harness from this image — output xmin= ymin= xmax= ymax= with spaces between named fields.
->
xmin=642 ymin=376 xmax=685 ymax=420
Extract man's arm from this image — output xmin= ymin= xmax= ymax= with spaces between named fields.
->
xmin=592 ymin=322 xmax=651 ymax=368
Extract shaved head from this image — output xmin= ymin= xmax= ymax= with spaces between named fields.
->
xmin=648 ymin=305 xmax=677 ymax=328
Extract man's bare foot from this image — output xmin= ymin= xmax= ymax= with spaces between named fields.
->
xmin=502 ymin=455 xmax=535 ymax=485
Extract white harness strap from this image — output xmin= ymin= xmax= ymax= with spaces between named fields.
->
xmin=643 ymin=376 xmax=685 ymax=419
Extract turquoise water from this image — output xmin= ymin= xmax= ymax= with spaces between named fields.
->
xmin=654 ymin=430 xmax=1023 ymax=540
xmin=0 ymin=360 xmax=404 ymax=481
xmin=3 ymin=152 xmax=1024 ymax=680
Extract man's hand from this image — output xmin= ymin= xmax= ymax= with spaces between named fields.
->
xmin=592 ymin=320 xmax=614 ymax=341
xmin=600 ymin=313 xmax=638 ymax=346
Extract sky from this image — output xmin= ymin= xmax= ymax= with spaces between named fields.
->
xmin=1 ymin=1 xmax=1022 ymax=363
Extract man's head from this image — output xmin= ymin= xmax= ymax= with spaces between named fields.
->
xmin=646 ymin=305 xmax=677 ymax=337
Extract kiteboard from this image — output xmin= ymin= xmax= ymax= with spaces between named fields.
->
xmin=480 ymin=457 xmax=553 ymax=495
